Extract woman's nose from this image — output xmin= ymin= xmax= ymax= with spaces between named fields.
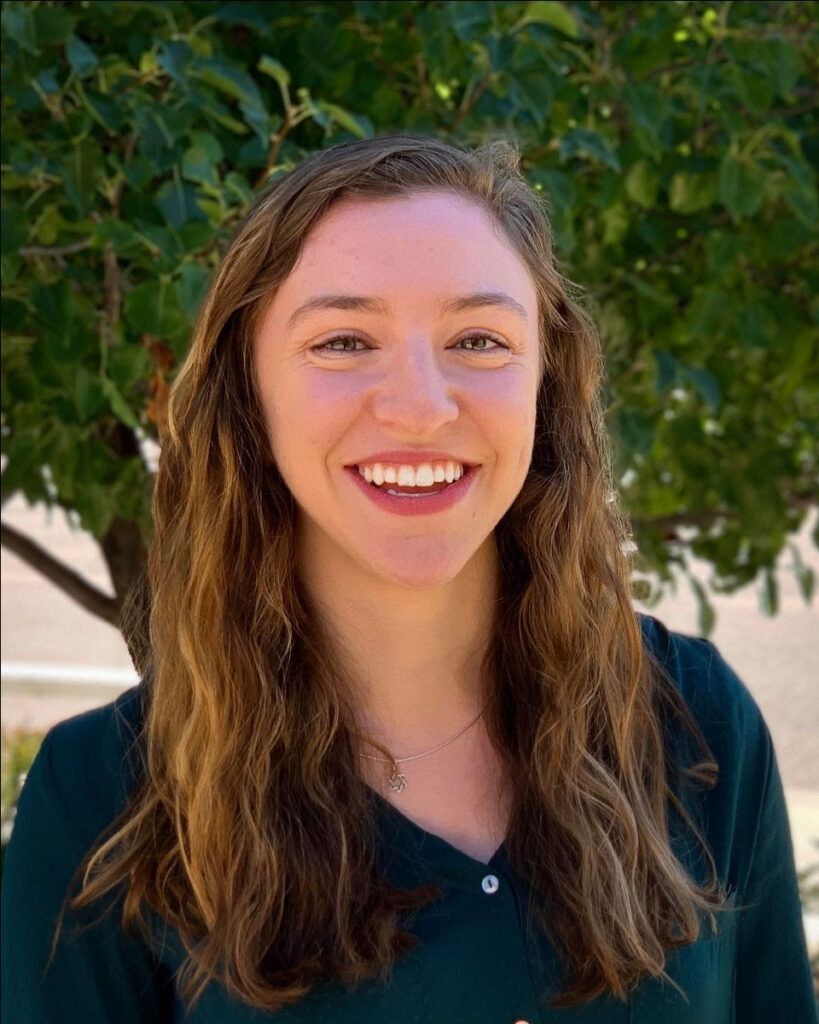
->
xmin=370 ymin=343 xmax=459 ymax=433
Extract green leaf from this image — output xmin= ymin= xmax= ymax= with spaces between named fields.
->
xmin=35 ymin=68 xmax=60 ymax=94
xmin=788 ymin=542 xmax=816 ymax=604
xmin=212 ymin=3 xmax=274 ymax=33
xmin=625 ymin=161 xmax=660 ymax=209
xmin=71 ymin=366 xmax=107 ymax=424
xmin=111 ymin=456 xmax=152 ymax=526
xmin=176 ymin=263 xmax=211 ymax=318
xmin=32 ymin=203 xmax=61 ymax=246
xmin=1 ymin=437 xmax=50 ymax=505
xmin=760 ymin=568 xmax=779 ymax=616
xmin=679 ymin=365 xmax=721 ymax=411
xmin=223 ymin=171 xmax=254 ymax=206
xmin=730 ymin=64 xmax=773 ymax=114
xmin=198 ymin=103 xmax=249 ymax=136
xmin=101 ymin=377 xmax=139 ymax=429
xmin=32 ymin=280 xmax=74 ymax=337
xmin=155 ymin=177 xmax=207 ymax=228
xmin=559 ymin=129 xmax=620 ymax=171
xmin=513 ymin=72 xmax=555 ymax=127
xmin=315 ymin=101 xmax=373 ymax=139
xmin=768 ymin=38 xmax=801 ymax=98
xmin=653 ymin=350 xmax=677 ymax=393
xmin=258 ymin=54 xmax=291 ymax=92
xmin=447 ymin=2 xmax=493 ymax=41
xmin=2 ymin=253 xmax=21 ymax=286
xmin=66 ymin=34 xmax=98 ymax=77
xmin=189 ymin=56 xmax=265 ymax=108
xmin=718 ymin=155 xmax=763 ymax=220
xmin=515 ymin=1 xmax=579 ymax=38
xmin=0 ymin=203 xmax=28 ymax=253
xmin=123 ymin=280 xmax=189 ymax=343
xmin=797 ymin=566 xmax=816 ymax=604
xmin=1 ymin=5 xmax=39 ymax=54
xmin=93 ymin=220 xmax=144 ymax=258
xmin=75 ymin=481 xmax=117 ymax=537
xmin=239 ymin=99 xmax=272 ymax=146
xmin=530 ymin=169 xmax=576 ymax=213
xmin=122 ymin=156 xmax=155 ymax=190
xmin=177 ymin=221 xmax=215 ymax=253
xmin=601 ymin=202 xmax=629 ymax=246
xmin=107 ymin=345 xmax=150 ymax=394
xmin=668 ymin=172 xmax=716 ymax=214
xmin=62 ymin=139 xmax=104 ymax=215
xmin=623 ymin=82 xmax=667 ymax=155
xmin=32 ymin=5 xmax=74 ymax=46
xmin=615 ymin=406 xmax=655 ymax=456
xmin=181 ymin=132 xmax=224 ymax=185
xmin=1 ymin=298 xmax=27 ymax=332
xmin=157 ymin=39 xmax=193 ymax=83
xmin=687 ymin=286 xmax=731 ymax=339
xmin=689 ymin=576 xmax=716 ymax=636
xmin=777 ymin=154 xmax=818 ymax=227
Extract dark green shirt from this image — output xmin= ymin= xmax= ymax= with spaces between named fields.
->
xmin=2 ymin=616 xmax=816 ymax=1023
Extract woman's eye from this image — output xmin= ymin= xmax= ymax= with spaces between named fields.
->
xmin=457 ymin=333 xmax=507 ymax=352
xmin=312 ymin=335 xmax=367 ymax=353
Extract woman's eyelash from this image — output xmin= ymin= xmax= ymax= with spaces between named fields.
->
xmin=312 ymin=332 xmax=508 ymax=353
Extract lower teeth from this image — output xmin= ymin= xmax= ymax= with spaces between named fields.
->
xmin=384 ymin=489 xmax=441 ymax=497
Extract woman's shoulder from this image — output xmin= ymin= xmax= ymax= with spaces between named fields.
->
xmin=638 ymin=613 xmax=775 ymax=828
xmin=28 ymin=683 xmax=147 ymax=852
xmin=638 ymin=613 xmax=782 ymax=889
xmin=638 ymin=611 xmax=768 ymax=750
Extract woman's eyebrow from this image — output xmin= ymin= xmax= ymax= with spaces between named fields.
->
xmin=286 ymin=290 xmax=529 ymax=329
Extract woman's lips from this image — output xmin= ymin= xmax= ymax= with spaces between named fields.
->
xmin=344 ymin=464 xmax=478 ymax=516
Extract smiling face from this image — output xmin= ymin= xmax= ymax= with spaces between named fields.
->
xmin=253 ymin=190 xmax=542 ymax=590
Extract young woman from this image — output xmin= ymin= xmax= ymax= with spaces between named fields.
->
xmin=2 ymin=135 xmax=814 ymax=1024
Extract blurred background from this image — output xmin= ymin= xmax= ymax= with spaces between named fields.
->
xmin=1 ymin=0 xmax=817 ymax=967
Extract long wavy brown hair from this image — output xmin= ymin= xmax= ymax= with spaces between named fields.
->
xmin=51 ymin=134 xmax=725 ymax=1012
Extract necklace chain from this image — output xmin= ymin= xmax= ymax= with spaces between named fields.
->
xmin=359 ymin=706 xmax=485 ymax=793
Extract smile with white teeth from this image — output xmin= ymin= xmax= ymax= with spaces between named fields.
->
xmin=356 ymin=461 xmax=465 ymax=489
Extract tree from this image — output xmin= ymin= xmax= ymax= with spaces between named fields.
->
xmin=2 ymin=0 xmax=817 ymax=660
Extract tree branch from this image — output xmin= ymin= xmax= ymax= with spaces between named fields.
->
xmin=96 ymin=231 xmax=122 ymax=350
xmin=19 ymin=239 xmax=93 ymax=258
xmin=414 ymin=52 xmax=430 ymax=106
xmin=254 ymin=107 xmax=312 ymax=189
xmin=630 ymin=494 xmax=817 ymax=539
xmin=0 ymin=521 xmax=120 ymax=625
xmin=630 ymin=509 xmax=728 ymax=536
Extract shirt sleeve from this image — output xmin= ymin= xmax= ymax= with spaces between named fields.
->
xmin=733 ymin=719 xmax=817 ymax=1023
xmin=0 ymin=729 xmax=172 ymax=1024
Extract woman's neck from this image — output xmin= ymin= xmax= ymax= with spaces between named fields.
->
xmin=298 ymin=533 xmax=500 ymax=752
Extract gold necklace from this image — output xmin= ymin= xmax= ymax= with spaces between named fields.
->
xmin=359 ymin=706 xmax=486 ymax=793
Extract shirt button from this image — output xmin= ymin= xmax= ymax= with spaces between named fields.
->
xmin=481 ymin=874 xmax=500 ymax=894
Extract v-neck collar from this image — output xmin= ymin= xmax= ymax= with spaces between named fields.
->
xmin=367 ymin=786 xmax=510 ymax=893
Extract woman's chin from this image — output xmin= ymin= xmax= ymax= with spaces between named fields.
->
xmin=360 ymin=548 xmax=477 ymax=591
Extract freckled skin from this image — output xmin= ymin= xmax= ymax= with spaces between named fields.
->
xmin=253 ymin=191 xmax=542 ymax=594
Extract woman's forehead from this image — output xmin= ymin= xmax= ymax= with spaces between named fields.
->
xmin=274 ymin=192 xmax=539 ymax=316
xmin=301 ymin=190 xmax=509 ymax=254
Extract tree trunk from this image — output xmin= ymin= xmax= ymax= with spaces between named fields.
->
xmin=99 ymin=516 xmax=151 ymax=675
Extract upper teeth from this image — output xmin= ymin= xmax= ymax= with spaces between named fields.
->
xmin=357 ymin=462 xmax=465 ymax=486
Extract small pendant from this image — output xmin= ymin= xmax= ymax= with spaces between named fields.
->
xmin=388 ymin=765 xmax=407 ymax=792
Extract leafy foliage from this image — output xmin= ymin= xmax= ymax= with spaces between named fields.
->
xmin=2 ymin=0 xmax=817 ymax=635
